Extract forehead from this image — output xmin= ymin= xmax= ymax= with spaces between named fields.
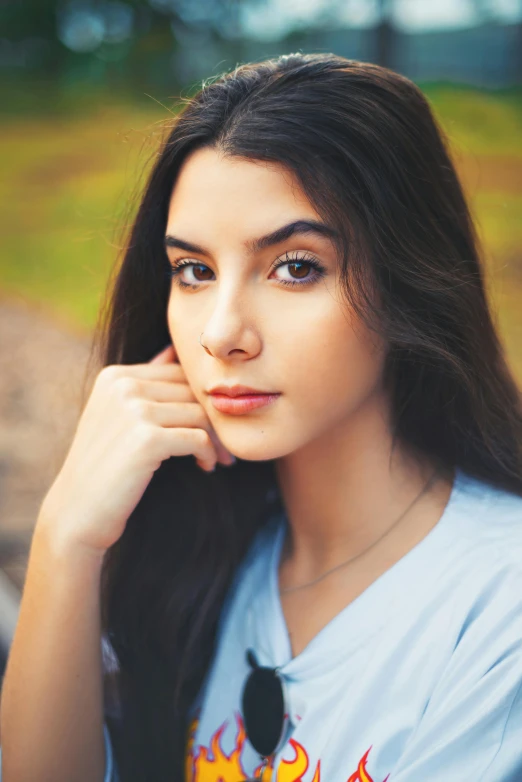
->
xmin=166 ymin=147 xmax=320 ymax=233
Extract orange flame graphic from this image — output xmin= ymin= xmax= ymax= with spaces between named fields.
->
xmin=272 ymin=737 xmax=310 ymax=781
xmin=346 ymin=746 xmax=390 ymax=782
xmin=186 ymin=715 xmax=200 ymax=782
xmin=192 ymin=712 xmax=248 ymax=780
xmin=310 ymin=761 xmax=321 ymax=782
xmin=255 ymin=739 xmax=308 ymax=782
xmin=186 ymin=712 xmax=389 ymax=782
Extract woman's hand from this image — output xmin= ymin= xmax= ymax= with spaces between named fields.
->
xmin=36 ymin=343 xmax=235 ymax=556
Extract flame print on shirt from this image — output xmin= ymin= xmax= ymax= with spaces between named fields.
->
xmin=185 ymin=711 xmax=390 ymax=782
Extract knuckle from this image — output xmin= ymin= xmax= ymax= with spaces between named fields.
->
xmin=135 ymin=423 xmax=156 ymax=450
xmin=114 ymin=376 xmax=140 ymax=398
xmin=193 ymin=406 xmax=209 ymax=428
xmin=97 ymin=364 xmax=120 ymax=385
xmin=196 ymin=428 xmax=212 ymax=449
xmin=127 ymin=396 xmax=149 ymax=420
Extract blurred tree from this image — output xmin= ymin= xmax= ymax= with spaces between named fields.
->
xmin=470 ymin=0 xmax=522 ymax=82
xmin=375 ymin=0 xmax=395 ymax=69
xmin=0 ymin=0 xmax=253 ymax=94
xmin=0 ymin=0 xmax=520 ymax=99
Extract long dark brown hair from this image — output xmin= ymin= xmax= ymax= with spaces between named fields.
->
xmin=86 ymin=52 xmax=522 ymax=781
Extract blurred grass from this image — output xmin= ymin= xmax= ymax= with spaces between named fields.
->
xmin=422 ymin=84 xmax=522 ymax=380
xmin=424 ymin=83 xmax=522 ymax=158
xmin=0 ymin=98 xmax=171 ymax=332
xmin=0 ymin=83 xmax=521 ymax=377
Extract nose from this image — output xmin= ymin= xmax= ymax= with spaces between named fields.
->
xmin=198 ymin=286 xmax=261 ymax=360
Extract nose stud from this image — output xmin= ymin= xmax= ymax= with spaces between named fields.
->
xmin=199 ymin=332 xmax=211 ymax=354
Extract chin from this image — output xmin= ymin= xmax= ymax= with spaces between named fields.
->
xmin=222 ymin=442 xmax=284 ymax=463
xmin=216 ymin=428 xmax=305 ymax=464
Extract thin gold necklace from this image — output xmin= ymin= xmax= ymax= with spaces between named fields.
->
xmin=279 ymin=470 xmax=439 ymax=596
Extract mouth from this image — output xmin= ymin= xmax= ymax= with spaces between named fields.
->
xmin=207 ymin=386 xmax=281 ymax=415
xmin=207 ymin=384 xmax=278 ymax=397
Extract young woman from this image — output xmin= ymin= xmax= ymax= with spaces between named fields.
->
xmin=1 ymin=52 xmax=522 ymax=782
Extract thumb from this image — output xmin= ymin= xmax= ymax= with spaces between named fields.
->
xmin=150 ymin=342 xmax=178 ymax=364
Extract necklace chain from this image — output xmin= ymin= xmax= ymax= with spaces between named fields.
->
xmin=279 ymin=470 xmax=439 ymax=596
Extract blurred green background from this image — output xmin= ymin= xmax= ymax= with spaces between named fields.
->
xmin=1 ymin=0 xmax=521 ymax=374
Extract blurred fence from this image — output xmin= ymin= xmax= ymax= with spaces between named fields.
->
xmin=1 ymin=4 xmax=521 ymax=99
xmin=244 ymin=22 xmax=522 ymax=89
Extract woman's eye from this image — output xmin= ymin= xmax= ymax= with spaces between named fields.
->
xmin=168 ymin=252 xmax=327 ymax=289
xmin=272 ymin=258 xmax=321 ymax=286
xmin=168 ymin=263 xmax=213 ymax=288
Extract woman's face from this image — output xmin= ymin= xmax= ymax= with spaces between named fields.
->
xmin=166 ymin=146 xmax=387 ymax=461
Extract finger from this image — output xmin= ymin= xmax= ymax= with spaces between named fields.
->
xmin=141 ymin=401 xmax=235 ymax=464
xmin=156 ymin=427 xmax=219 ymax=472
xmin=206 ymin=427 xmax=236 ymax=465
xmin=106 ymin=362 xmax=186 ymax=382
xmin=201 ymin=425 xmax=235 ymax=465
xmin=128 ymin=378 xmax=198 ymax=404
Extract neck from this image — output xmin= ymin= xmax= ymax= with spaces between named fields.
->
xmin=274 ymin=390 xmax=451 ymax=578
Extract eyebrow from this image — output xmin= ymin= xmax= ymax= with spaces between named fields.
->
xmin=163 ymin=219 xmax=340 ymax=257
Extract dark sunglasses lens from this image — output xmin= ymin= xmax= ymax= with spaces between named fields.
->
xmin=241 ymin=665 xmax=285 ymax=758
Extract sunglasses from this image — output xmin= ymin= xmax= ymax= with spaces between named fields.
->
xmin=240 ymin=648 xmax=289 ymax=781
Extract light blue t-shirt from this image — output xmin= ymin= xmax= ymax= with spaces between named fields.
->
xmin=3 ymin=467 xmax=522 ymax=781
xmin=184 ymin=467 xmax=522 ymax=781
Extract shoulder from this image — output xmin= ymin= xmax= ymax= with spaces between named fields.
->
xmin=440 ymin=470 xmax=522 ymax=658
xmin=451 ymin=468 xmax=522 ymax=575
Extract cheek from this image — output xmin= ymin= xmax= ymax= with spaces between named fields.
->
xmin=167 ymin=304 xmax=198 ymax=373
xmin=284 ymin=314 xmax=386 ymax=420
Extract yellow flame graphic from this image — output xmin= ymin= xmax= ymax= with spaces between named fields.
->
xmin=275 ymin=738 xmax=310 ymax=781
xmin=192 ymin=712 xmax=247 ymax=780
xmin=186 ymin=712 xmax=389 ymax=782
xmin=346 ymin=746 xmax=390 ymax=782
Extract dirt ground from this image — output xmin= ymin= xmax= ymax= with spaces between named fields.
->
xmin=0 ymin=294 xmax=94 ymax=589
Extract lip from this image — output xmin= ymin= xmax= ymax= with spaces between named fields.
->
xmin=207 ymin=384 xmax=277 ymax=397
xmin=209 ymin=392 xmax=281 ymax=415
